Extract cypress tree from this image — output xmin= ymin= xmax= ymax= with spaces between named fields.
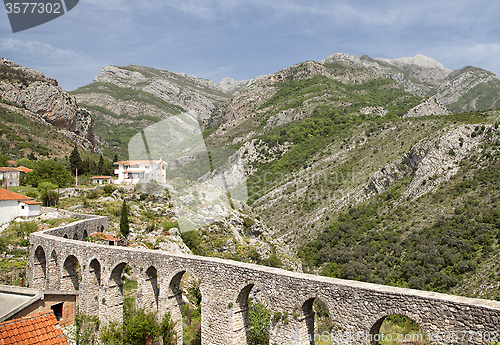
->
xmin=120 ymin=199 xmax=130 ymax=238
xmin=97 ymin=155 xmax=105 ymax=175
xmin=69 ymin=145 xmax=83 ymax=174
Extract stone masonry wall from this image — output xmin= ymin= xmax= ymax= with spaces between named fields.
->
xmin=29 ymin=215 xmax=500 ymax=345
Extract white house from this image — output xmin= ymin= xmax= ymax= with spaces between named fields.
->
xmin=91 ymin=176 xmax=112 ymax=185
xmin=113 ymin=160 xmax=168 ymax=184
xmin=0 ymin=189 xmax=41 ymax=224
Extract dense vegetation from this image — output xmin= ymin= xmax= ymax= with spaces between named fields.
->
xmin=0 ymin=106 xmax=52 ymax=158
xmin=299 ymin=137 xmax=500 ymax=295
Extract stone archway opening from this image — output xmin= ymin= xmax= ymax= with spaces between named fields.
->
xmin=138 ymin=266 xmax=159 ymax=313
xmin=87 ymin=259 xmax=101 ymax=315
xmin=370 ymin=314 xmax=428 ymax=345
xmin=168 ymin=271 xmax=201 ymax=345
xmin=233 ymin=284 xmax=253 ymax=345
xmin=73 ymin=233 xmax=78 ymax=240
xmin=63 ymin=234 xmax=68 ymax=239
xmin=106 ymin=262 xmax=135 ymax=325
xmin=300 ymin=297 xmax=333 ymax=345
xmin=62 ymin=255 xmax=81 ymax=291
xmin=232 ymin=284 xmax=269 ymax=345
xmin=83 ymin=230 xmax=89 ymax=240
xmin=32 ymin=246 xmax=46 ymax=289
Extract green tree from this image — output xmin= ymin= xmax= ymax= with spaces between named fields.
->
xmin=15 ymin=158 xmax=34 ymax=169
xmin=248 ymin=299 xmax=270 ymax=345
xmin=25 ymin=159 xmax=72 ymax=188
xmin=97 ymin=155 xmax=105 ymax=175
xmin=69 ymin=145 xmax=83 ymax=175
xmin=0 ymin=154 xmax=8 ymax=167
xmin=98 ymin=309 xmax=176 ymax=345
xmin=120 ymin=199 xmax=130 ymax=238
xmin=38 ymin=181 xmax=59 ymax=206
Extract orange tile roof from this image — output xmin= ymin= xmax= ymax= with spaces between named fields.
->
xmin=91 ymin=176 xmax=111 ymax=179
xmin=22 ymin=200 xmax=41 ymax=205
xmin=90 ymin=232 xmax=121 ymax=242
xmin=0 ymin=167 xmax=33 ymax=173
xmin=0 ymin=311 xmax=68 ymax=345
xmin=16 ymin=167 xmax=33 ymax=173
xmin=0 ymin=189 xmax=34 ymax=202
xmin=114 ymin=160 xmax=162 ymax=165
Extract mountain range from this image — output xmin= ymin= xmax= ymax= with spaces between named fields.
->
xmin=1 ymin=53 xmax=500 ymax=300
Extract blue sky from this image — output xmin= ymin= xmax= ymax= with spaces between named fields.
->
xmin=1 ymin=0 xmax=499 ymax=90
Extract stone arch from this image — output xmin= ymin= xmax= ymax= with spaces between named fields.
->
xmin=86 ymin=258 xmax=101 ymax=315
xmin=63 ymin=234 xmax=68 ymax=239
xmin=73 ymin=233 xmax=78 ymax=240
xmin=61 ymin=255 xmax=81 ymax=291
xmin=83 ymin=229 xmax=89 ymax=240
xmin=47 ymin=250 xmax=59 ymax=290
xmin=300 ymin=296 xmax=333 ymax=345
xmin=232 ymin=283 xmax=255 ymax=345
xmin=166 ymin=269 xmax=201 ymax=345
xmin=138 ymin=266 xmax=159 ymax=313
xmin=105 ymin=262 xmax=130 ymax=325
xmin=101 ymin=225 xmax=105 ymax=232
xmin=369 ymin=310 xmax=426 ymax=345
xmin=32 ymin=245 xmax=46 ymax=289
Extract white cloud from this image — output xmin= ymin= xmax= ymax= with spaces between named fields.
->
xmin=0 ymin=37 xmax=104 ymax=89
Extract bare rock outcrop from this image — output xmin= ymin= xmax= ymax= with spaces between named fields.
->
xmin=0 ymin=57 xmax=96 ymax=149
xmin=403 ymin=97 xmax=451 ymax=118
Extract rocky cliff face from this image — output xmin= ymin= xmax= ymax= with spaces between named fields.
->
xmin=204 ymin=60 xmax=380 ymax=145
xmin=0 ymin=57 xmax=96 ymax=150
xmin=71 ymin=64 xmax=258 ymax=157
xmin=321 ymin=53 xmax=499 ymax=112
xmin=434 ymin=66 xmax=500 ymax=112
xmin=403 ymin=96 xmax=451 ymax=118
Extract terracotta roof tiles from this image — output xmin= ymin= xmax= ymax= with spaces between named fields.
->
xmin=0 ymin=167 xmax=32 ymax=173
xmin=0 ymin=311 xmax=68 ymax=345
xmin=0 ymin=189 xmax=34 ymax=202
xmin=90 ymin=232 xmax=121 ymax=242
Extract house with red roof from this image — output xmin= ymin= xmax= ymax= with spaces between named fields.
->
xmin=0 ymin=311 xmax=69 ymax=345
xmin=91 ymin=175 xmax=112 ymax=185
xmin=0 ymin=189 xmax=41 ymax=224
xmin=89 ymin=232 xmax=124 ymax=246
xmin=0 ymin=166 xmax=33 ymax=187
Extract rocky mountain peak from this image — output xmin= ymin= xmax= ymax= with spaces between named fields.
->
xmin=377 ymin=54 xmax=450 ymax=71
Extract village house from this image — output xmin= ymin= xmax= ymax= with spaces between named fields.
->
xmin=91 ymin=175 xmax=112 ymax=184
xmin=0 ymin=166 xmax=33 ymax=187
xmin=89 ymin=232 xmax=124 ymax=246
xmin=113 ymin=159 xmax=168 ymax=184
xmin=0 ymin=189 xmax=41 ymax=224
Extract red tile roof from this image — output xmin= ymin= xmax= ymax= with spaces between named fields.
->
xmin=0 ymin=189 xmax=34 ymax=202
xmin=114 ymin=160 xmax=162 ymax=165
xmin=22 ymin=200 xmax=41 ymax=205
xmin=91 ymin=176 xmax=111 ymax=179
xmin=16 ymin=167 xmax=33 ymax=173
xmin=0 ymin=167 xmax=33 ymax=173
xmin=90 ymin=232 xmax=121 ymax=242
xmin=0 ymin=311 xmax=68 ymax=345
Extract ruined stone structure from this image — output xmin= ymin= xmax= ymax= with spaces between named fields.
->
xmin=29 ymin=215 xmax=500 ymax=344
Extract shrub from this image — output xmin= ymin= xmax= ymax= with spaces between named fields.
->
xmin=162 ymin=220 xmax=179 ymax=233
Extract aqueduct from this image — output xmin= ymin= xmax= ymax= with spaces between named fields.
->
xmin=29 ymin=214 xmax=500 ymax=344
